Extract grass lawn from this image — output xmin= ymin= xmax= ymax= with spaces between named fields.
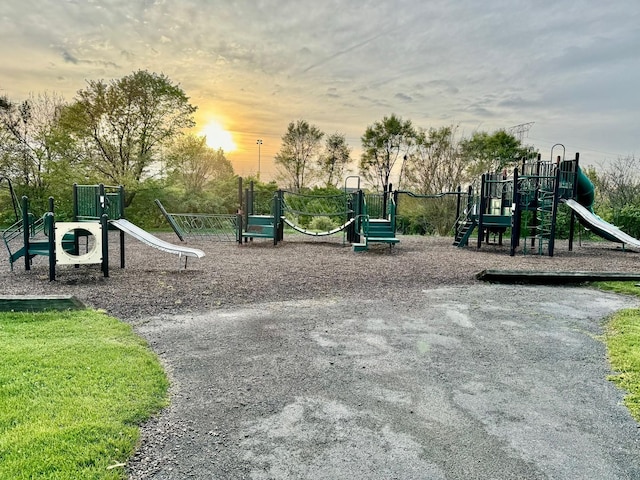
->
xmin=0 ymin=310 xmax=168 ymax=479
xmin=0 ymin=283 xmax=637 ymax=478
xmin=596 ymin=281 xmax=640 ymax=421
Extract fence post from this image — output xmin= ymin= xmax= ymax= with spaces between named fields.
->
xmin=101 ymin=214 xmax=109 ymax=277
xmin=22 ymin=196 xmax=31 ymax=271
xmin=46 ymin=212 xmax=56 ymax=281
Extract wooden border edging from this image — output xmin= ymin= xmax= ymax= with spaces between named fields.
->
xmin=0 ymin=295 xmax=86 ymax=312
xmin=476 ymin=270 xmax=640 ymax=284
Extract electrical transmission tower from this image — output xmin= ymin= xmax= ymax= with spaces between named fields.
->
xmin=507 ymin=122 xmax=535 ymax=143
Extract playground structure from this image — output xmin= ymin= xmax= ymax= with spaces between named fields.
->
xmin=153 ymin=144 xmax=640 ymax=258
xmin=155 ymin=199 xmax=240 ymax=242
xmin=453 ymin=145 xmax=640 ymax=256
xmin=2 ymin=184 xmax=204 ymax=281
xmin=236 ymin=177 xmax=399 ymax=251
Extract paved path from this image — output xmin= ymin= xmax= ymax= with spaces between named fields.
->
xmin=128 ymin=285 xmax=640 ymax=479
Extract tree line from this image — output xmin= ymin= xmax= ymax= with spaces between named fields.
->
xmin=273 ymin=115 xmax=530 ymax=195
xmin=1 ymin=70 xmax=639 ymax=237
xmin=0 ymin=70 xmax=237 ymax=226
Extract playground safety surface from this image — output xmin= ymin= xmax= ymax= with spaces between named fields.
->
xmin=2 ymin=234 xmax=640 ymax=478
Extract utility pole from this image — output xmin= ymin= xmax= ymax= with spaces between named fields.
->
xmin=256 ymin=139 xmax=262 ymax=178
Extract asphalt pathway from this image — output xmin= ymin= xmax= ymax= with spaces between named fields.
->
xmin=128 ymin=285 xmax=640 ymax=479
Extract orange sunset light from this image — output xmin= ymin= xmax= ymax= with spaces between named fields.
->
xmin=199 ymin=120 xmax=237 ymax=153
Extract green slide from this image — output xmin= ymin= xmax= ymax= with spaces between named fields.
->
xmin=576 ymin=167 xmax=595 ymax=212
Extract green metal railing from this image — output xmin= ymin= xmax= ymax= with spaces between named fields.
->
xmin=73 ymin=184 xmax=124 ymax=221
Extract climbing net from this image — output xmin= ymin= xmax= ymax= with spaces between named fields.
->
xmin=280 ymin=190 xmax=355 ymax=236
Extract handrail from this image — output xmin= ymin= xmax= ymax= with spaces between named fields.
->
xmin=155 ymin=199 xmax=185 ymax=241
xmin=358 ymin=196 xmax=370 ymax=238
xmin=387 ymin=192 xmax=396 ymax=232
xmin=395 ymin=190 xmax=462 ymax=199
xmin=279 ymin=190 xmax=349 ymax=200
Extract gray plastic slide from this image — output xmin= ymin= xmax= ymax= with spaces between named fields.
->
xmin=564 ymin=199 xmax=640 ymax=248
xmin=110 ymin=219 xmax=205 ymax=258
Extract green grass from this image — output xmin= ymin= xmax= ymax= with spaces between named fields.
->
xmin=0 ymin=310 xmax=169 ymax=479
xmin=595 ymin=281 xmax=640 ymax=421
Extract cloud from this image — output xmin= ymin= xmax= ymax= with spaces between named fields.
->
xmin=0 ymin=0 xmax=638 ymax=167
xmin=394 ymin=93 xmax=413 ymax=102
xmin=62 ymin=51 xmax=79 ymax=64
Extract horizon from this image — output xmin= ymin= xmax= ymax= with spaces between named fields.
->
xmin=1 ymin=1 xmax=639 ymax=183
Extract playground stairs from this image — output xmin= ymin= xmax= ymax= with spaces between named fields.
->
xmin=242 ymin=215 xmax=276 ymax=239
xmin=352 ymin=218 xmax=399 ymax=252
xmin=453 ymin=218 xmax=477 ymax=247
xmin=3 ymin=215 xmax=44 ymax=270
xmin=4 ymin=218 xmax=77 ymax=270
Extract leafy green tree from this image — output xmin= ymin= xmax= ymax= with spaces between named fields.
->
xmin=0 ymin=92 xmax=78 ymax=214
xmin=459 ymin=130 xmax=530 ymax=177
xmin=274 ymin=120 xmax=324 ymax=191
xmin=319 ymin=132 xmax=351 ymax=187
xmin=59 ymin=70 xmax=196 ymax=206
xmin=600 ymin=155 xmax=640 ymax=211
xmin=360 ymin=114 xmax=416 ymax=192
xmin=588 ymin=155 xmax=640 ymax=236
xmin=405 ymin=125 xmax=465 ymax=194
xmin=166 ymin=134 xmax=234 ymax=195
xmin=0 ymin=93 xmax=70 ymax=188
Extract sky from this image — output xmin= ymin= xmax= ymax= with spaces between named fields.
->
xmin=1 ymin=0 xmax=639 ymax=183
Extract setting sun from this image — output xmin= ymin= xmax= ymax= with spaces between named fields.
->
xmin=200 ymin=121 xmax=237 ymax=153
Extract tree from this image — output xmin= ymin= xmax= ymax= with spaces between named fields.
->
xmin=404 ymin=125 xmax=465 ymax=194
xmin=0 ymin=92 xmax=71 ymax=192
xmin=166 ymin=134 xmax=234 ymax=194
xmin=459 ymin=130 xmax=530 ymax=177
xmin=599 ymin=155 xmax=640 ymax=211
xmin=59 ymin=70 xmax=196 ymax=206
xmin=0 ymin=92 xmax=81 ymax=218
xmin=319 ymin=132 xmax=351 ymax=187
xmin=359 ymin=114 xmax=416 ymax=192
xmin=274 ymin=120 xmax=324 ymax=191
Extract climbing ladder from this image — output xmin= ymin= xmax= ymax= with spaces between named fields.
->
xmin=535 ymin=172 xmax=556 ymax=254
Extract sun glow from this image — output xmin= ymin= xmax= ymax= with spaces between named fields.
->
xmin=200 ymin=121 xmax=237 ymax=152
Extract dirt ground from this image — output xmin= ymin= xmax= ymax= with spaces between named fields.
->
xmin=2 ymin=233 xmax=640 ymax=320
xmin=2 ymin=233 xmax=640 ymax=479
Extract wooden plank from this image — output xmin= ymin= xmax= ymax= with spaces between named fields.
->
xmin=476 ymin=270 xmax=640 ymax=284
xmin=0 ymin=295 xmax=86 ymax=312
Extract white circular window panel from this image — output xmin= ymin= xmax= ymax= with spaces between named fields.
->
xmin=55 ymin=222 xmax=103 ymax=265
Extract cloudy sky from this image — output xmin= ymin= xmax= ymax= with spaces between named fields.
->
xmin=1 ymin=0 xmax=639 ymax=180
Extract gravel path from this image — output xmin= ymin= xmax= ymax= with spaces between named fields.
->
xmin=2 ymin=233 xmax=640 ymax=478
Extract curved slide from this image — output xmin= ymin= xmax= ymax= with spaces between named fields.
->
xmin=110 ymin=219 xmax=205 ymax=258
xmin=565 ymin=168 xmax=640 ymax=249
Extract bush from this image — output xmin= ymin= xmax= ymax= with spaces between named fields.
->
xmin=614 ymin=204 xmax=640 ymax=238
xmin=308 ymin=216 xmax=336 ymax=232
xmin=396 ymin=194 xmax=457 ymax=236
